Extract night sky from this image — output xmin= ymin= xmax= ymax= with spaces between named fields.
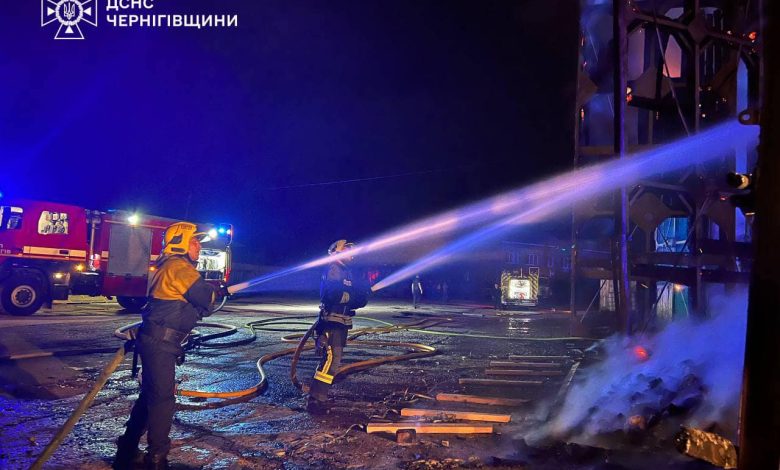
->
xmin=1 ymin=0 xmax=578 ymax=264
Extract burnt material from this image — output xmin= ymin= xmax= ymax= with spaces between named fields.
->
xmin=675 ymin=427 xmax=737 ymax=469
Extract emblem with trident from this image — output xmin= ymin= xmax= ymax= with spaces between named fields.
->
xmin=62 ymin=1 xmax=76 ymax=21
xmin=41 ymin=0 xmax=98 ymax=40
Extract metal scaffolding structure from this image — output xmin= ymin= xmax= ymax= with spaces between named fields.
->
xmin=571 ymin=0 xmax=761 ymax=331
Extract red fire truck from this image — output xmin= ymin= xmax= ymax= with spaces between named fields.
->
xmin=0 ymin=199 xmax=233 ymax=316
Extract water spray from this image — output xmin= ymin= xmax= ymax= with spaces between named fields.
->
xmin=371 ymin=120 xmax=758 ymax=292
xmin=228 ymin=120 xmax=756 ymax=296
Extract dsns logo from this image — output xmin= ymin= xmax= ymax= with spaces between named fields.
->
xmin=41 ymin=0 xmax=98 ymax=40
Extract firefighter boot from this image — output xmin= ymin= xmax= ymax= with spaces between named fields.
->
xmin=306 ymin=395 xmax=330 ymax=415
xmin=144 ymin=452 xmax=169 ymax=470
xmin=112 ymin=435 xmax=143 ymax=470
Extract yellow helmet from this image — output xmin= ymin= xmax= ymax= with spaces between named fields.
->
xmin=328 ymin=239 xmax=355 ymax=256
xmin=162 ymin=222 xmax=201 ymax=256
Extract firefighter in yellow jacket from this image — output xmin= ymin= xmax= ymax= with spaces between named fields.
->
xmin=114 ymin=222 xmax=223 ymax=470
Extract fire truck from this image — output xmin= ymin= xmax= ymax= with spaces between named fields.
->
xmin=0 ymin=199 xmax=233 ymax=316
xmin=499 ymin=269 xmax=540 ymax=308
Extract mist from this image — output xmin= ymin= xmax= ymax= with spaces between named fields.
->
xmin=531 ymin=288 xmax=748 ymax=445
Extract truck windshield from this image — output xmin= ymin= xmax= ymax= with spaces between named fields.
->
xmin=198 ymin=248 xmax=227 ymax=280
xmin=0 ymin=206 xmax=23 ymax=231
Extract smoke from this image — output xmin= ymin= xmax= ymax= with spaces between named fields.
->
xmin=531 ymin=288 xmax=748 ymax=445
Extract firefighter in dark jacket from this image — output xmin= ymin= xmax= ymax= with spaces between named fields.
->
xmin=114 ymin=222 xmax=222 ymax=470
xmin=307 ymin=239 xmax=369 ymax=413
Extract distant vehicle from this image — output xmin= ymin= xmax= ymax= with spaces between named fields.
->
xmin=499 ymin=269 xmax=539 ymax=308
xmin=0 ymin=199 xmax=233 ymax=315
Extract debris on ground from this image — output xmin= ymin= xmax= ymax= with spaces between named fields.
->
xmin=406 ymin=456 xmax=483 ymax=469
xmin=675 ymin=426 xmax=737 ymax=469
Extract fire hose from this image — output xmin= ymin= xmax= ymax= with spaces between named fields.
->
xmin=109 ymin=317 xmax=443 ymax=401
xmin=26 ymin=316 xmax=444 ymax=468
xmin=29 ymin=341 xmax=134 ymax=470
xmin=23 ymin=312 xmax=596 ymax=468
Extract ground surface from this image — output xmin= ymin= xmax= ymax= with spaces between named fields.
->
xmin=0 ymin=297 xmax=717 ymax=469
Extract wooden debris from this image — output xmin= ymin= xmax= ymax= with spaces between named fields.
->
xmin=396 ymin=428 xmax=417 ymax=444
xmin=366 ymin=422 xmax=494 ymax=434
xmin=555 ymin=362 xmax=581 ymax=402
xmin=435 ymin=393 xmax=529 ymax=406
xmin=400 ymin=408 xmax=511 ymax=423
xmin=459 ymin=378 xmax=543 ymax=386
xmin=485 ymin=368 xmax=564 ymax=377
xmin=542 ymin=361 xmax=581 ymax=421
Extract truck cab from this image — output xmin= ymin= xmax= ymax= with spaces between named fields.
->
xmin=0 ymin=200 xmax=89 ymax=315
xmin=0 ymin=199 xmax=233 ymax=315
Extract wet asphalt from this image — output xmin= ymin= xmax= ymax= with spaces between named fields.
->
xmin=0 ymin=297 xmax=715 ymax=469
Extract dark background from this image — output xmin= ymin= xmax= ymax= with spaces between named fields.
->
xmin=1 ymin=0 xmax=578 ymax=264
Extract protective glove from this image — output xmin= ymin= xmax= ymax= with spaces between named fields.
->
xmin=218 ymin=284 xmax=231 ymax=298
xmin=348 ymin=281 xmax=371 ymax=310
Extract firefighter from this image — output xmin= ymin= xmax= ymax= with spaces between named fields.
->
xmin=307 ymin=239 xmax=369 ymax=414
xmin=114 ymin=222 xmax=225 ymax=470
xmin=411 ymin=275 xmax=423 ymax=309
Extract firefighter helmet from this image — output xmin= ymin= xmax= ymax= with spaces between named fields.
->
xmin=162 ymin=222 xmax=203 ymax=256
xmin=328 ymin=239 xmax=355 ymax=256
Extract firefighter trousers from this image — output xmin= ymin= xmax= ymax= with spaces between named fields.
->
xmin=119 ymin=335 xmax=178 ymax=459
xmin=310 ymin=323 xmax=348 ymax=403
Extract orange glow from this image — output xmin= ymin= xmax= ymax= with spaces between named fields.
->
xmin=748 ymin=31 xmax=757 ymax=41
xmin=633 ymin=345 xmax=650 ymax=362
xmin=149 ymin=266 xmax=156 ymax=272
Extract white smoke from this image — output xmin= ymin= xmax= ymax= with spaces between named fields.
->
xmin=531 ymin=288 xmax=747 ymax=444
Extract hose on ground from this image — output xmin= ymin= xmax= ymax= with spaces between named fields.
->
xmin=29 ymin=341 xmax=134 ymax=470
xmin=179 ymin=316 xmax=443 ymax=400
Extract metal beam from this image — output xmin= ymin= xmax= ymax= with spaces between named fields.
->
xmin=738 ymin=0 xmax=780 ymax=465
xmin=613 ymin=0 xmax=631 ymax=334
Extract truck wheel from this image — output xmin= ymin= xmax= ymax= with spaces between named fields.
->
xmin=1 ymin=277 xmax=45 ymax=316
xmin=117 ymin=296 xmax=148 ymax=313
xmin=211 ymin=295 xmax=228 ymax=313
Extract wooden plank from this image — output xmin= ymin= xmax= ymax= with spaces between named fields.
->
xmin=400 ymin=408 xmax=511 ymax=423
xmin=543 ymin=362 xmax=581 ymax=421
xmin=435 ymin=393 xmax=529 ymax=406
xmin=489 ymin=361 xmax=565 ymax=368
xmin=459 ymin=378 xmax=544 ymax=386
xmin=555 ymin=362 xmax=580 ymax=402
xmin=366 ymin=422 xmax=493 ymax=434
xmin=485 ymin=369 xmax=564 ymax=377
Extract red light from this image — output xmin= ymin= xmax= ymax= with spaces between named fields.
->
xmin=748 ymin=31 xmax=757 ymax=41
xmin=633 ymin=345 xmax=650 ymax=362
